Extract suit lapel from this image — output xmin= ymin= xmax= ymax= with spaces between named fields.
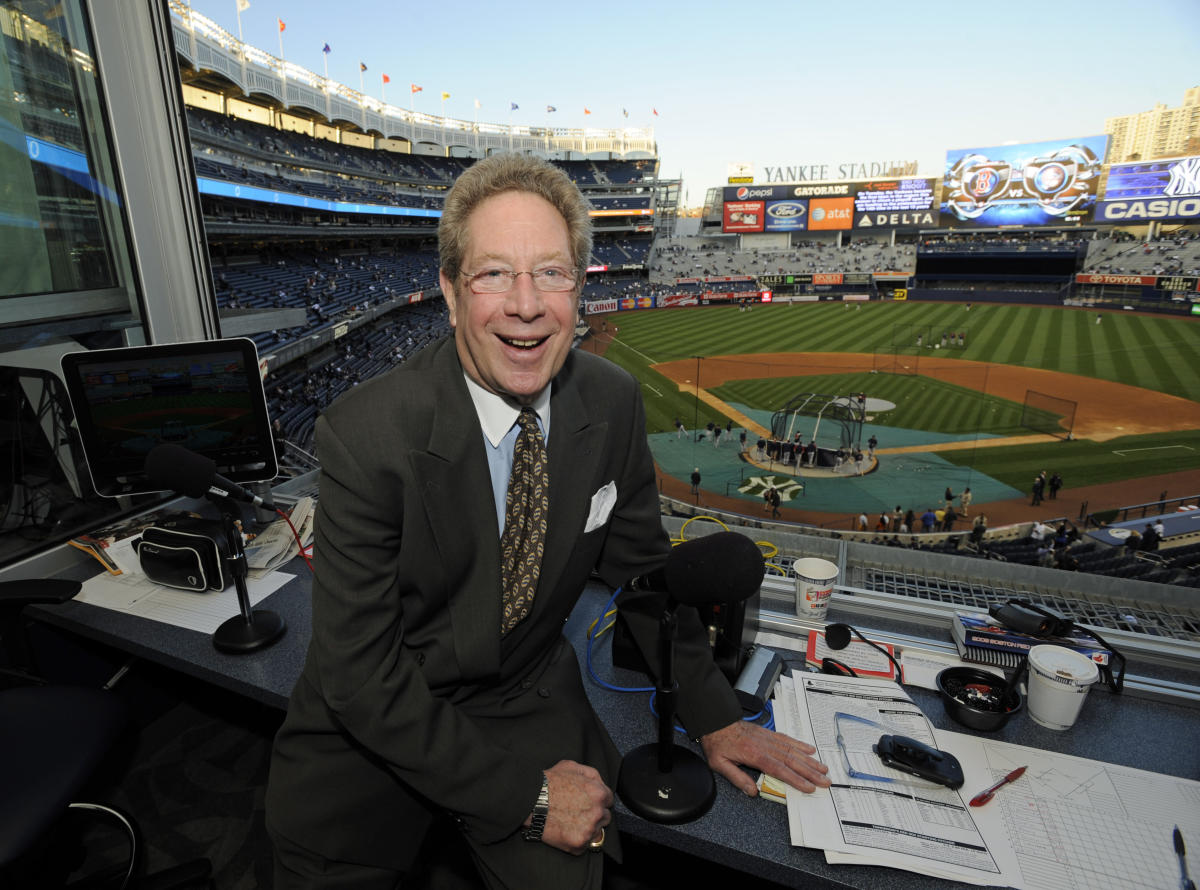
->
xmin=411 ymin=344 xmax=502 ymax=680
xmin=541 ymin=363 xmax=606 ymax=605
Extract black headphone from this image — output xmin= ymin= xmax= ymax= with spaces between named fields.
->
xmin=820 ymin=623 xmax=904 ymax=684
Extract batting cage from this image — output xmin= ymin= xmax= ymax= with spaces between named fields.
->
xmin=769 ymin=392 xmax=863 ymax=450
xmin=1020 ymin=389 xmax=1077 ymax=440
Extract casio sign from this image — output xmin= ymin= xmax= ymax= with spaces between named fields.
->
xmin=767 ymin=202 xmax=805 ymax=219
xmin=736 ymin=187 xmax=775 ymax=199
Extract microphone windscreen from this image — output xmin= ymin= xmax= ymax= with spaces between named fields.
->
xmin=663 ymin=531 xmax=764 ymax=606
xmin=824 ymin=623 xmax=853 ymax=650
xmin=145 ymin=443 xmax=215 ymax=497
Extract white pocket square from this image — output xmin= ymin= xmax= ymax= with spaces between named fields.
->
xmin=584 ymin=481 xmax=617 ymax=533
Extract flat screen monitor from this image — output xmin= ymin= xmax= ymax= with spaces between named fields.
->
xmin=60 ymin=338 xmax=277 ymax=497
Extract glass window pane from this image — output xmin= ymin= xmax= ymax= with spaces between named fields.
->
xmin=0 ymin=1 xmax=138 ymax=317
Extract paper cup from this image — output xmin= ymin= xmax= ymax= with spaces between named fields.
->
xmin=1026 ymin=645 xmax=1100 ymax=730
xmin=793 ymin=557 xmax=838 ymax=621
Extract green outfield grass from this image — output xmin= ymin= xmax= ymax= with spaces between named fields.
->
xmin=712 ymin=373 xmax=1040 ymax=438
xmin=590 ymin=301 xmax=1200 ymax=490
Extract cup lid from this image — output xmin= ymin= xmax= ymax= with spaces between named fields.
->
xmin=1028 ymin=644 xmax=1100 ymax=686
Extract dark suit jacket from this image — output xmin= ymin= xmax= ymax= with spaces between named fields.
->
xmin=266 ymin=338 xmax=740 ymax=869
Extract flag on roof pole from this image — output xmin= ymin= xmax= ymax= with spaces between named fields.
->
xmin=411 ymin=84 xmax=422 ymax=94
xmin=510 ymin=102 xmax=518 ymax=111
xmin=441 ymin=92 xmax=450 ymax=101
xmin=234 ymin=0 xmax=249 ymax=46
xmin=546 ymin=105 xmax=556 ymax=113
xmin=584 ymin=108 xmax=591 ymax=115
xmin=277 ymin=19 xmax=285 ymax=75
xmin=474 ymin=98 xmax=481 ymax=109
xmin=652 ymin=108 xmax=658 ymax=116
xmin=360 ymin=61 xmax=367 ymax=72
xmin=322 ymin=43 xmax=331 ymax=54
xmin=622 ymin=108 xmax=628 ymax=118
xmin=382 ymin=74 xmax=390 ymax=84
xmin=321 ymin=44 xmax=330 ymax=81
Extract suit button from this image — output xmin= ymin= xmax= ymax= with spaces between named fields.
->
xmin=521 ymin=678 xmax=533 ymax=690
xmin=537 ymin=688 xmax=551 ymax=698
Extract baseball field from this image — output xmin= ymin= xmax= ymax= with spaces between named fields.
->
xmin=585 ymin=300 xmax=1200 ymax=521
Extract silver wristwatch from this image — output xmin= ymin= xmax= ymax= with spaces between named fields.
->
xmin=523 ymin=772 xmax=550 ymax=842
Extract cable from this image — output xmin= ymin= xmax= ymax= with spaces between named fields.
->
xmin=273 ymin=505 xmax=314 ymax=573
xmin=586 ymin=586 xmax=653 ymax=694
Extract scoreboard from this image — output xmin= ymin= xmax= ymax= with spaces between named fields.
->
xmin=721 ymin=180 xmax=938 ymax=234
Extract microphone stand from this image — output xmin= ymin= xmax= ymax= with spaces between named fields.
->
xmin=617 ymin=599 xmax=717 ymax=823
xmin=208 ymin=493 xmax=286 ymax=654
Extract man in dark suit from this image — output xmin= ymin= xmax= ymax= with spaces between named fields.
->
xmin=266 ymin=154 xmax=829 ymax=889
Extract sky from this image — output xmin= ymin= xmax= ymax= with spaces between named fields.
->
xmin=182 ymin=0 xmax=1200 ymax=205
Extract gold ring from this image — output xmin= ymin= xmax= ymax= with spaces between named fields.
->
xmin=588 ymin=827 xmax=605 ymax=850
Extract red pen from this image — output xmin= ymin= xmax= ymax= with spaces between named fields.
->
xmin=969 ymin=766 xmax=1027 ymax=807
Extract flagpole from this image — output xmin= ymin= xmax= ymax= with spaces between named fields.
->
xmin=277 ymin=20 xmax=285 ymax=81
xmin=234 ymin=1 xmax=247 ymax=84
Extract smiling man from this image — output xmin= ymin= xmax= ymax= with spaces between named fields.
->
xmin=265 ymin=154 xmax=829 ymax=890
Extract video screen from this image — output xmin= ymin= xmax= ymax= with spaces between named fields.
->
xmin=722 ymin=180 xmax=938 ymax=232
xmin=61 ymin=338 xmax=277 ymax=497
xmin=1095 ymin=156 xmax=1200 ymax=223
xmin=941 ymin=135 xmax=1109 ymax=226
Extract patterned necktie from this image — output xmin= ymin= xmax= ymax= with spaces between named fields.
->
xmin=500 ymin=407 xmax=549 ymax=634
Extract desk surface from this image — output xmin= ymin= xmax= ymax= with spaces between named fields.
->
xmin=24 ymin=555 xmax=1200 ymax=890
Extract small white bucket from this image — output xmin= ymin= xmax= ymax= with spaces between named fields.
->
xmin=793 ymin=557 xmax=839 ymax=620
xmin=1026 ymin=645 xmax=1100 ymax=730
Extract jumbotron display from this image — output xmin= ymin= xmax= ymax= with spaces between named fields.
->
xmin=1095 ymin=155 xmax=1200 ymax=223
xmin=940 ymin=135 xmax=1109 ymax=226
xmin=721 ymin=179 xmax=938 ymax=234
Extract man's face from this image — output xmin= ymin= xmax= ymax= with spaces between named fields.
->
xmin=440 ymin=191 xmax=579 ymax=404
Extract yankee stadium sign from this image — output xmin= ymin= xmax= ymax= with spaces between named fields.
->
xmin=762 ymin=160 xmax=919 ymax=182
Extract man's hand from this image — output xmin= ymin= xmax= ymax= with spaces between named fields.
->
xmin=529 ymin=760 xmax=613 ymax=855
xmin=700 ymin=720 xmax=831 ymax=796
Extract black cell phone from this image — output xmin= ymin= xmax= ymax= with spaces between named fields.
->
xmin=874 ymin=735 xmax=965 ymax=789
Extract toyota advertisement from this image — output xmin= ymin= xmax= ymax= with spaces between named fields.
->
xmin=721 ymin=180 xmax=937 ymax=233
xmin=941 ymin=135 xmax=1109 ymax=226
xmin=1095 ymin=156 xmax=1200 ymax=223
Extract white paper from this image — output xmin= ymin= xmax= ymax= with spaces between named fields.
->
xmin=790 ymin=672 xmax=1006 ymax=885
xmin=76 ymin=571 xmax=292 ymax=634
xmin=784 ymin=672 xmax=1200 ymax=889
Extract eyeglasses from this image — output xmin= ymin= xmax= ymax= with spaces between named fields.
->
xmin=833 ymin=712 xmax=897 ymax=783
xmin=461 ymin=266 xmax=578 ymax=294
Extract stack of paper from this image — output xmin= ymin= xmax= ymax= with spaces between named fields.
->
xmin=245 ymin=497 xmax=314 ymax=574
xmin=773 ymin=671 xmax=1200 ymax=889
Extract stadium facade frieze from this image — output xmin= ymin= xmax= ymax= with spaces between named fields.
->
xmin=760 ymin=161 xmax=918 ymax=182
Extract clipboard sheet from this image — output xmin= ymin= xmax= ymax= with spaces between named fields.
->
xmin=780 ymin=671 xmax=1200 ymax=889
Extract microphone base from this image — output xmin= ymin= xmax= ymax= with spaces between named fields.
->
xmin=617 ymin=743 xmax=716 ymax=824
xmin=213 ymin=609 xmax=286 ymax=654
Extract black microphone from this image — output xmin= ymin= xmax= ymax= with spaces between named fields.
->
xmin=825 ymin=622 xmax=904 ymax=684
xmin=624 ymin=532 xmax=764 ymax=605
xmin=145 ymin=443 xmax=275 ymax=510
